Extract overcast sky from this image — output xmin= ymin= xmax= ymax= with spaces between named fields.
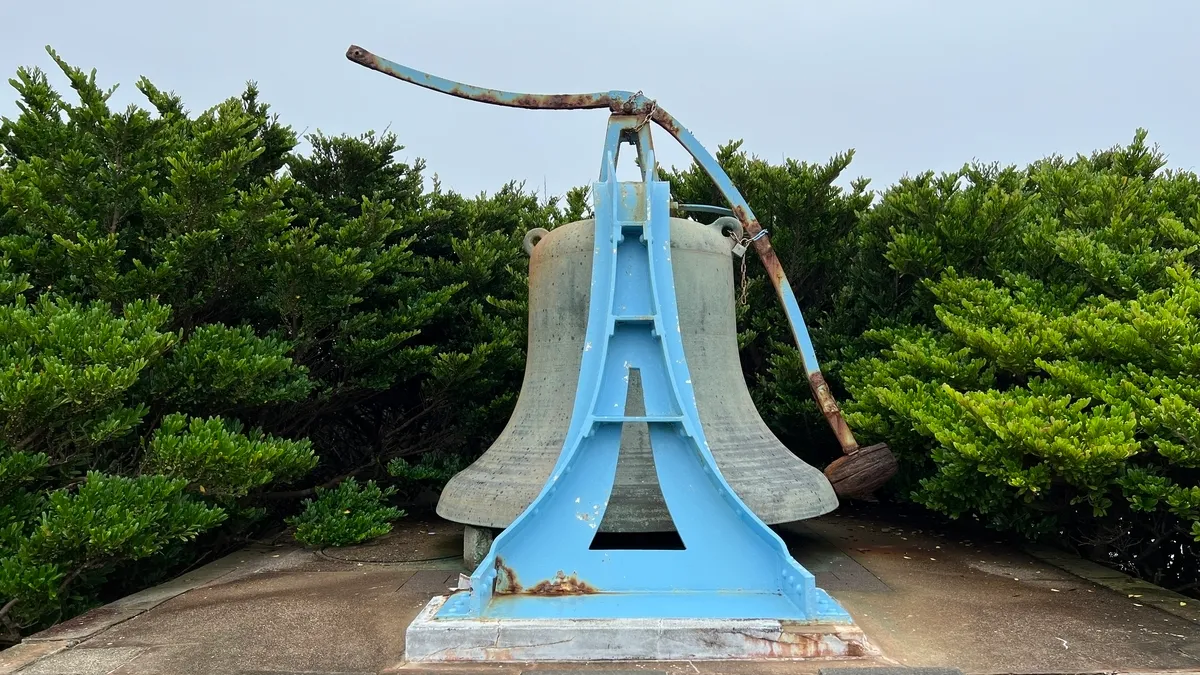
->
xmin=2 ymin=1 xmax=1197 ymax=203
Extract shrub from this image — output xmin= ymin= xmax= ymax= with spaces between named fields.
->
xmin=0 ymin=473 xmax=224 ymax=636
xmin=837 ymin=131 xmax=1200 ymax=591
xmin=0 ymin=293 xmax=301 ymax=640
xmin=287 ymin=478 xmax=405 ymax=548
xmin=0 ymin=47 xmax=580 ymax=641
xmin=0 ymin=50 xmax=341 ymax=639
xmin=386 ymin=453 xmax=468 ymax=502
xmin=144 ymin=414 xmax=317 ymax=502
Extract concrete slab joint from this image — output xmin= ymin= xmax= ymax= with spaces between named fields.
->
xmin=10 ymin=645 xmax=143 ymax=675
xmin=1025 ymin=544 xmax=1200 ymax=626
xmin=0 ymin=641 xmax=69 ymax=675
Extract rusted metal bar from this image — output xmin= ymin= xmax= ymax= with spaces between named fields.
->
xmin=808 ymin=372 xmax=859 ymax=453
xmin=345 ymin=44 xmax=870 ymax=458
xmin=347 ymin=45 xmax=626 ymax=112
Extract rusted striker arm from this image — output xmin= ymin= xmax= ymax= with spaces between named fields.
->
xmin=348 ymin=45 xmax=636 ymax=113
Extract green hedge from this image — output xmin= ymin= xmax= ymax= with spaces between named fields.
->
xmin=2 ymin=47 xmax=1198 ymax=642
xmin=0 ymin=48 xmax=572 ymax=642
xmin=837 ymin=132 xmax=1200 ymax=591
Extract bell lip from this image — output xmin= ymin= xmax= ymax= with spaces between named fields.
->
xmin=434 ymin=481 xmax=840 ymax=532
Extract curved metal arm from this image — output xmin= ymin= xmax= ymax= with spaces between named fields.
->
xmin=346 ymin=45 xmax=860 ymax=452
xmin=348 ymin=45 xmax=632 ymax=112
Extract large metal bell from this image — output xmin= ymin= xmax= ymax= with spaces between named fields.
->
xmin=436 ymin=215 xmax=838 ymax=535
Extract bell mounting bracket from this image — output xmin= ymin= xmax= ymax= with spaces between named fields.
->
xmin=346 ymin=45 xmax=855 ymax=622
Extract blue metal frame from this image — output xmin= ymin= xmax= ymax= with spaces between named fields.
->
xmin=345 ymin=46 xmax=856 ymax=621
xmin=429 ymin=116 xmax=848 ymax=623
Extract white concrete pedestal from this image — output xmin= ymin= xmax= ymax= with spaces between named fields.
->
xmin=404 ymin=595 xmax=877 ymax=663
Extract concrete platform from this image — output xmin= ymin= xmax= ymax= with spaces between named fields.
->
xmin=2 ymin=505 xmax=1198 ymax=674
xmin=405 ymin=595 xmax=876 ymax=662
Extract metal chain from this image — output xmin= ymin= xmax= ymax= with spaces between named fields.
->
xmin=727 ymin=228 xmax=769 ymax=305
xmin=634 ymin=97 xmax=658 ymax=131
xmin=738 ymin=248 xmax=750 ymax=305
xmin=728 ymin=231 xmax=751 ymax=305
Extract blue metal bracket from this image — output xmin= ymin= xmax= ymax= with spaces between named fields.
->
xmin=345 ymin=46 xmax=855 ymax=622
xmin=433 ymin=117 xmax=846 ymax=622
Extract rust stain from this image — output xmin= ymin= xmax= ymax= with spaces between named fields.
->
xmin=449 ymin=88 xmax=612 ymax=110
xmin=729 ymin=203 xmax=875 ymax=457
xmin=846 ymin=640 xmax=869 ymax=657
xmin=526 ymin=570 xmax=598 ymax=596
xmin=729 ymin=206 xmax=779 ymax=267
xmin=613 ymin=97 xmax=639 ymax=116
xmin=517 ymin=93 xmax=608 ymax=109
xmin=649 ymin=107 xmax=681 ymax=135
xmin=345 ymin=45 xmax=378 ymax=69
xmin=493 ymin=557 xmax=522 ymax=594
xmin=809 ymin=371 xmax=858 ymax=453
xmin=493 ymin=560 xmax=597 ymax=596
xmin=727 ymin=623 xmax=875 ymax=659
xmin=428 ymin=625 xmax=873 ymax=662
xmin=345 ymin=45 xmax=612 ymax=112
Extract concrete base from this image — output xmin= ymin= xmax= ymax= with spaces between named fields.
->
xmin=462 ymin=525 xmax=497 ymax=570
xmin=404 ymin=596 xmax=877 ymax=663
